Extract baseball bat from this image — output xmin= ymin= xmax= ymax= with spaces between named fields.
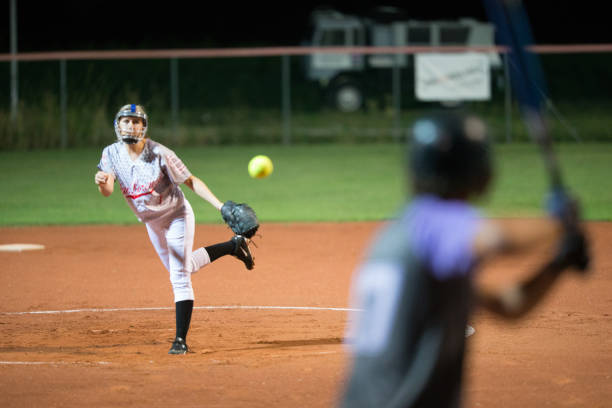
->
xmin=483 ymin=0 xmax=564 ymax=191
xmin=484 ymin=0 xmax=590 ymax=273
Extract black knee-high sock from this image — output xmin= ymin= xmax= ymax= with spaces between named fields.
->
xmin=175 ymin=300 xmax=194 ymax=340
xmin=205 ymin=240 xmax=234 ymax=262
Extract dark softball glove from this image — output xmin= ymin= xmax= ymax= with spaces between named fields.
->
xmin=221 ymin=200 xmax=259 ymax=238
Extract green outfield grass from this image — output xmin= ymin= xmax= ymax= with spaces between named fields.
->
xmin=0 ymin=142 xmax=610 ymax=226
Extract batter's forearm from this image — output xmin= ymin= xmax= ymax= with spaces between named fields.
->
xmin=478 ymin=263 xmax=563 ymax=319
xmin=502 ymin=219 xmax=562 ymax=253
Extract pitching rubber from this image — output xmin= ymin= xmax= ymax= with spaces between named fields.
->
xmin=0 ymin=243 xmax=45 ymax=252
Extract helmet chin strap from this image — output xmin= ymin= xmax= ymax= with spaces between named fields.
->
xmin=122 ymin=137 xmax=140 ymax=144
xmin=119 ymin=128 xmax=144 ymax=145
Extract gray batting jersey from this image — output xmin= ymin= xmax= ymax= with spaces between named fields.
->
xmin=98 ymin=139 xmax=192 ymax=223
xmin=340 ymin=195 xmax=482 ymax=408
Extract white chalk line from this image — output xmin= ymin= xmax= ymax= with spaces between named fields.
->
xmin=0 ymin=361 xmax=112 ymax=365
xmin=0 ymin=306 xmax=360 ymax=367
xmin=2 ymin=305 xmax=362 ymax=316
xmin=268 ymin=350 xmax=338 ymax=358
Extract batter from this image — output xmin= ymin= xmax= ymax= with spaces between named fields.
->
xmin=94 ymin=104 xmax=254 ymax=354
xmin=338 ymin=111 xmax=589 ymax=407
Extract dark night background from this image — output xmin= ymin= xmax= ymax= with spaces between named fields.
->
xmin=1 ymin=1 xmax=610 ymax=53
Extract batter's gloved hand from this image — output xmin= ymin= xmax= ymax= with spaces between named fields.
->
xmin=221 ymin=200 xmax=259 ymax=239
xmin=551 ymin=227 xmax=590 ymax=273
xmin=545 ymin=187 xmax=580 ymax=228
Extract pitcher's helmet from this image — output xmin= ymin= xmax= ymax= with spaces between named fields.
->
xmin=408 ymin=111 xmax=493 ymax=199
xmin=114 ymin=104 xmax=148 ymax=144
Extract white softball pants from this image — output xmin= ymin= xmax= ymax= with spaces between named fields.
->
xmin=145 ymin=200 xmax=211 ymax=302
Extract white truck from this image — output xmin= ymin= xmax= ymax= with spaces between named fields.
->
xmin=303 ymin=8 xmax=502 ymax=112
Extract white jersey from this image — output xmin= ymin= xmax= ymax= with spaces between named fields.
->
xmin=98 ymin=139 xmax=192 ymax=223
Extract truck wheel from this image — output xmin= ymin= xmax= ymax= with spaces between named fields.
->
xmin=333 ymin=83 xmax=363 ymax=112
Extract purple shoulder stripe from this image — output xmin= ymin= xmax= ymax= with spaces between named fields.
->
xmin=403 ymin=195 xmax=482 ymax=280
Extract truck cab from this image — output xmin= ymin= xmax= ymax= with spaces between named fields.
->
xmin=304 ymin=9 xmax=501 ymax=112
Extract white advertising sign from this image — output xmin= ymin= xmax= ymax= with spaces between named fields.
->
xmin=415 ymin=53 xmax=491 ymax=101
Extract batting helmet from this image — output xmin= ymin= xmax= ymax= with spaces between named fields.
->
xmin=408 ymin=111 xmax=493 ymax=199
xmin=114 ymin=104 xmax=148 ymax=144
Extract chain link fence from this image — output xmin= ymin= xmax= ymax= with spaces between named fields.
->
xmin=1 ymin=47 xmax=612 ymax=150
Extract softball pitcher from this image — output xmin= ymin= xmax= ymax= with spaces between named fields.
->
xmin=95 ymin=104 xmax=254 ymax=355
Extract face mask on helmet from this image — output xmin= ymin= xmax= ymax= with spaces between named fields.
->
xmin=114 ymin=104 xmax=148 ymax=144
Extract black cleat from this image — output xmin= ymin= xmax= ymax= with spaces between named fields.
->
xmin=231 ymin=235 xmax=254 ymax=270
xmin=168 ymin=337 xmax=188 ymax=355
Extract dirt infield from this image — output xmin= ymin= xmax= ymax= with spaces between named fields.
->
xmin=1 ymin=221 xmax=611 ymax=407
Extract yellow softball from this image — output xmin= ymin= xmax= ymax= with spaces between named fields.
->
xmin=248 ymin=155 xmax=274 ymax=179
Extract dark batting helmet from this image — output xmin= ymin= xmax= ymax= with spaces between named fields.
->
xmin=408 ymin=111 xmax=493 ymax=199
